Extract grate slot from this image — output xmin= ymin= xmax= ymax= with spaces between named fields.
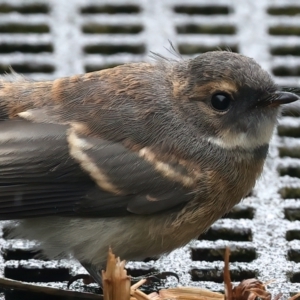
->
xmin=269 ymin=26 xmax=300 ymax=36
xmin=288 ymin=249 xmax=300 ymax=262
xmin=176 ymin=24 xmax=236 ymax=35
xmin=271 ymin=46 xmax=300 ymax=56
xmin=278 ymin=125 xmax=300 ymax=137
xmin=268 ymin=7 xmax=300 ymax=16
xmin=85 ymin=63 xmax=120 ymax=73
xmin=191 ymin=268 xmax=257 ymax=283
xmin=174 ymin=5 xmax=231 ymax=15
xmin=2 ymin=248 xmax=42 ymax=261
xmin=126 ymin=267 xmax=158 ymax=277
xmin=290 ymin=272 xmax=300 ymax=283
xmin=273 ymin=66 xmax=300 ymax=77
xmin=198 ymin=227 xmax=252 ymax=241
xmin=82 ymin=24 xmax=143 ymax=34
xmin=286 ymin=230 xmax=300 ymax=241
xmin=281 ymin=106 xmax=300 ymax=117
xmin=280 ymin=187 xmax=300 ymax=199
xmin=0 ymin=63 xmax=54 ymax=74
xmin=4 ymin=265 xmax=70 ymax=282
xmin=278 ymin=147 xmax=300 ymax=158
xmin=222 ymin=206 xmax=254 ymax=219
xmin=0 ymin=43 xmax=53 ymax=53
xmin=191 ymin=247 xmax=256 ymax=262
xmin=178 ymin=44 xmax=238 ymax=55
xmin=285 ymin=208 xmax=300 ymax=221
xmin=84 ymin=44 xmax=145 ymax=55
xmin=0 ymin=23 xmax=49 ymax=34
xmin=279 ymin=167 xmax=300 ymax=178
xmin=0 ymin=4 xmax=49 ymax=14
xmin=81 ymin=5 xmax=140 ymax=14
xmin=143 ymin=257 xmax=158 ymax=263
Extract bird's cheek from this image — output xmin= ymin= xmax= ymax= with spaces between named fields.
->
xmin=235 ymin=121 xmax=249 ymax=134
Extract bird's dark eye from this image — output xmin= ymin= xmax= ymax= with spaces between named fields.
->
xmin=211 ymin=93 xmax=231 ymax=111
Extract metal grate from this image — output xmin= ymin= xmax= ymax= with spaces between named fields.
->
xmin=1 ymin=0 xmax=300 ymax=299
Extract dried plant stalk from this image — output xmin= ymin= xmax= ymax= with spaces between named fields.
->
xmin=159 ymin=287 xmax=224 ymax=299
xmin=224 ymin=248 xmax=233 ymax=300
xmin=102 ymin=247 xmax=131 ymax=300
xmin=289 ymin=293 xmax=300 ymax=300
xmin=130 ymin=279 xmax=153 ymax=300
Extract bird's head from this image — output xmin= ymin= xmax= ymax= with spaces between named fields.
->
xmin=173 ymin=51 xmax=299 ymax=150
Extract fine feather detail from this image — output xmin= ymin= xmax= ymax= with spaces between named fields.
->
xmin=67 ymin=127 xmax=122 ymax=195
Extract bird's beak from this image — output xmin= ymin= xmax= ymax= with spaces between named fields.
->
xmin=256 ymin=91 xmax=299 ymax=108
xmin=274 ymin=91 xmax=299 ymax=105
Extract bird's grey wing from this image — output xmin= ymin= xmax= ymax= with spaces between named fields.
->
xmin=0 ymin=120 xmax=194 ymax=219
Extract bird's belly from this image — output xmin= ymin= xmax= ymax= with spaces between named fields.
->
xmin=12 ymin=202 xmax=229 ymax=267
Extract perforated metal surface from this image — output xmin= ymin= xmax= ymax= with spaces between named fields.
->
xmin=1 ymin=0 xmax=300 ymax=299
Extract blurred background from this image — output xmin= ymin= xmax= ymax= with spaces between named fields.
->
xmin=0 ymin=0 xmax=300 ymax=88
xmin=1 ymin=0 xmax=300 ymax=299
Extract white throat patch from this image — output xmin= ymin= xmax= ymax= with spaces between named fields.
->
xmin=207 ymin=120 xmax=276 ymax=150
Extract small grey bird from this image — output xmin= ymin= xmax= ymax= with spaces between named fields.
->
xmin=0 ymin=51 xmax=297 ymax=285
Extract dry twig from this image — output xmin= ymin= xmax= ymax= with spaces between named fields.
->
xmin=102 ymin=247 xmax=131 ymax=300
